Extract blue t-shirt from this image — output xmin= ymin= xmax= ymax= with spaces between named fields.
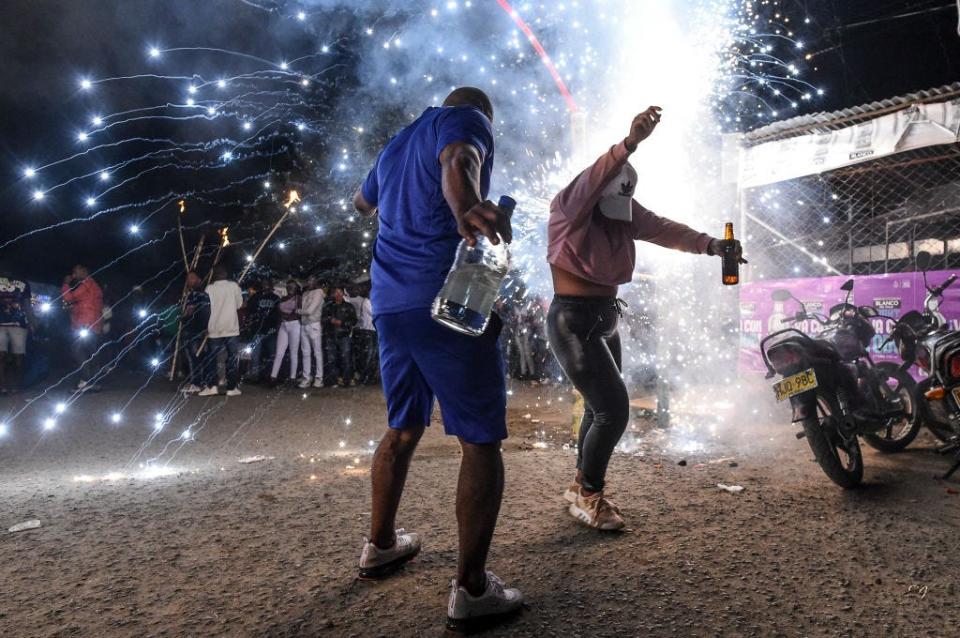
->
xmin=361 ymin=106 xmax=494 ymax=316
xmin=0 ymin=277 xmax=31 ymax=327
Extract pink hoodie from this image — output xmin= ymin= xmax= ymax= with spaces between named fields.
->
xmin=547 ymin=140 xmax=711 ymax=287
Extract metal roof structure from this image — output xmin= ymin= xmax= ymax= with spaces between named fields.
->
xmin=743 ymin=82 xmax=960 ymax=147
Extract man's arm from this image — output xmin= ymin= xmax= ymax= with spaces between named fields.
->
xmin=299 ymin=290 xmax=323 ymax=317
xmin=354 ymin=154 xmax=381 ymax=217
xmin=439 ymin=141 xmax=512 ymax=247
xmin=343 ymin=303 xmax=358 ymax=329
xmin=24 ymin=283 xmax=35 ymax=330
xmin=61 ymin=278 xmax=78 ymax=302
xmin=353 ymin=189 xmax=377 ymax=217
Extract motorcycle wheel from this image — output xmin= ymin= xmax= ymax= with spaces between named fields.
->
xmin=803 ymin=392 xmax=863 ymax=488
xmin=914 ymin=378 xmax=958 ymax=442
xmin=862 ymin=362 xmax=921 ymax=453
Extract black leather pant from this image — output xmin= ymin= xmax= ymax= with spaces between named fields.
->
xmin=547 ymin=295 xmax=627 ymax=493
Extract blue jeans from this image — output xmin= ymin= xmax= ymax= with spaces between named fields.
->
xmin=203 ymin=336 xmax=240 ymax=390
xmin=324 ymin=333 xmax=353 ymax=385
xmin=246 ymin=331 xmax=276 ymax=381
xmin=184 ymin=334 xmax=205 ymax=386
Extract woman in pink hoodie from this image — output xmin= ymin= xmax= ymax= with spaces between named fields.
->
xmin=547 ymin=107 xmax=742 ymax=531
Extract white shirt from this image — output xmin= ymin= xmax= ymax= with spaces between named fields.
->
xmin=345 ymin=294 xmax=375 ymax=331
xmin=299 ymin=288 xmax=325 ymax=324
xmin=205 ymin=279 xmax=243 ymax=338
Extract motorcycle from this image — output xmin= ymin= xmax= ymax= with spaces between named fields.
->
xmin=885 ymin=250 xmax=960 ymax=478
xmin=760 ymin=279 xmax=920 ymax=488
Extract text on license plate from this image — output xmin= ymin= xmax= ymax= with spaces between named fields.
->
xmin=773 ymin=368 xmax=818 ymax=402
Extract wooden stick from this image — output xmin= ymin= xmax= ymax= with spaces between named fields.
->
xmin=168 ymin=235 xmax=207 ymax=381
xmin=195 ymin=191 xmax=299 ymax=358
xmin=203 ymin=240 xmax=226 ymax=285
xmin=176 ymin=201 xmax=190 ymax=275
xmin=236 ymin=208 xmax=291 ymax=284
xmin=194 ymin=235 xmax=230 ymax=356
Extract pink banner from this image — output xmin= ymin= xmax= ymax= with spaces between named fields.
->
xmin=739 ymin=270 xmax=960 ymax=377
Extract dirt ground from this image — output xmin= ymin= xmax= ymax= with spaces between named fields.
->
xmin=1 ymin=377 xmax=959 ymax=637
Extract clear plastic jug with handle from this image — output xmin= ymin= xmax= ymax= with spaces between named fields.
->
xmin=431 ymin=195 xmax=516 ymax=336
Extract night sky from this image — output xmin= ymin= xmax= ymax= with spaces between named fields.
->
xmin=1 ymin=0 xmax=958 ymax=286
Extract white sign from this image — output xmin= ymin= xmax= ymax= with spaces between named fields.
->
xmin=740 ymin=98 xmax=960 ymax=188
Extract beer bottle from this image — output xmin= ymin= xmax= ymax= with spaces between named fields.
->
xmin=721 ymin=222 xmax=739 ymax=286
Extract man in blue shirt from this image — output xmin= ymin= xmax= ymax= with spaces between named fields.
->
xmin=353 ymin=87 xmax=522 ymax=630
xmin=0 ymin=270 xmax=32 ymax=394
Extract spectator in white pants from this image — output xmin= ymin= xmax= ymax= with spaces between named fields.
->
xmin=268 ymin=281 xmax=301 ymax=386
xmin=298 ymin=276 xmax=325 ymax=388
xmin=516 ymin=326 xmax=535 ymax=379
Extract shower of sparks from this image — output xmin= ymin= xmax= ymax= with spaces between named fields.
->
xmin=3 ymin=0 xmax=820 ymax=461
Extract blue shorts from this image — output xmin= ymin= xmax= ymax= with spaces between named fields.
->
xmin=375 ymin=308 xmax=507 ymax=445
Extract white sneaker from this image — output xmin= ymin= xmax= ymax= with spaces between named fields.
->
xmin=225 ymin=388 xmax=242 ymax=397
xmin=198 ymin=386 xmax=220 ymax=397
xmin=447 ymin=571 xmax=524 ymax=632
xmin=358 ymin=528 xmax=421 ymax=579
xmin=297 ymin=377 xmax=312 ymax=389
xmin=182 ymin=384 xmax=202 ymax=394
xmin=312 ymin=378 xmax=324 ymax=388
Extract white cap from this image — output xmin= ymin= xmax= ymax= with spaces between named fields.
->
xmin=597 ymin=163 xmax=638 ymax=222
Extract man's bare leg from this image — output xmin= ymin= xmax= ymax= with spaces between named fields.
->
xmin=456 ymin=440 xmax=504 ymax=596
xmin=369 ymin=425 xmax=425 ymax=548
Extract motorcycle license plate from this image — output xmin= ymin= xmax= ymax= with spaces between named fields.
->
xmin=773 ymin=368 xmax=818 ymax=402
xmin=952 ymin=386 xmax=960 ymax=407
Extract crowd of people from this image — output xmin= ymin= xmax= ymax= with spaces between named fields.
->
xmin=0 ymin=262 xmax=379 ymax=396
xmin=178 ymin=267 xmax=379 ymax=396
